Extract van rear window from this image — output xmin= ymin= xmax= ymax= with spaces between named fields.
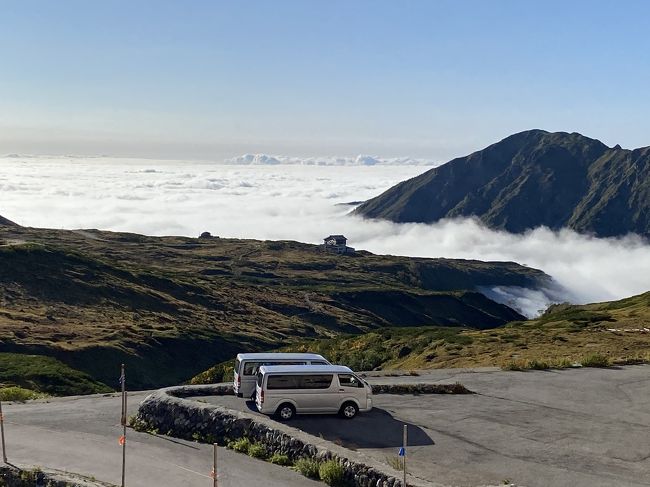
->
xmin=266 ymin=374 xmax=333 ymax=390
xmin=243 ymin=362 xmax=257 ymax=375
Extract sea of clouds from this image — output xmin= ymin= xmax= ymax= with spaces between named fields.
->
xmin=224 ymin=153 xmax=436 ymax=166
xmin=2 ymin=155 xmax=649 ymax=317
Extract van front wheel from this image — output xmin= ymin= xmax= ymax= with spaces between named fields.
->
xmin=339 ymin=402 xmax=358 ymax=419
xmin=276 ymin=403 xmax=296 ymax=421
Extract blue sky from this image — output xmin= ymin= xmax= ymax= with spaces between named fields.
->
xmin=1 ymin=0 xmax=649 ymax=160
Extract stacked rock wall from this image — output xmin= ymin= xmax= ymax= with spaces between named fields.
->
xmin=135 ymin=385 xmax=425 ymax=487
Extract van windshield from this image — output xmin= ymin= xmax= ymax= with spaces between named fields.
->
xmin=235 ymin=358 xmax=241 ymax=375
xmin=256 ymin=372 xmax=263 ymax=387
xmin=339 ymin=374 xmax=364 ymax=388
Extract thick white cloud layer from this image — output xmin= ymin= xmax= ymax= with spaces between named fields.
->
xmin=2 ymin=156 xmax=649 ymax=317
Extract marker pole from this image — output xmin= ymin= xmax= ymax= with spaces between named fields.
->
xmin=0 ymin=399 xmax=7 ymax=463
xmin=402 ymin=424 xmax=407 ymax=487
xmin=121 ymin=364 xmax=127 ymax=487
xmin=213 ymin=443 xmax=218 ymax=487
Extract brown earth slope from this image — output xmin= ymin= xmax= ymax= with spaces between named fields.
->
xmin=0 ymin=220 xmax=549 ymax=390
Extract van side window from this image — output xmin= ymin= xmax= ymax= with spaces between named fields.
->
xmin=310 ymin=361 xmax=328 ymax=365
xmin=299 ymin=375 xmax=333 ymax=389
xmin=339 ymin=374 xmax=363 ymax=388
xmin=267 ymin=375 xmax=300 ymax=389
xmin=243 ymin=362 xmax=259 ymax=375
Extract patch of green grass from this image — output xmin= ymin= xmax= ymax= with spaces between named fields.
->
xmin=526 ymin=359 xmax=550 ymax=370
xmin=318 ymin=459 xmax=346 ymax=487
xmin=247 ymin=443 xmax=267 ymax=459
xmin=580 ymin=353 xmax=610 ymax=368
xmin=554 ymin=358 xmax=574 ymax=368
xmin=0 ymin=353 xmax=112 ymax=396
xmin=386 ymin=456 xmax=404 ymax=471
xmin=269 ymin=453 xmax=292 ymax=466
xmin=293 ymin=458 xmax=321 ymax=479
xmin=0 ymin=386 xmax=45 ymax=402
xmin=503 ymin=361 xmax=524 ymax=371
xmin=190 ymin=361 xmax=234 ymax=385
xmin=227 ymin=437 xmax=251 ymax=454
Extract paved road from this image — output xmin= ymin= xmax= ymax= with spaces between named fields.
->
xmin=197 ymin=366 xmax=650 ymax=487
xmin=2 ymin=391 xmax=320 ymax=487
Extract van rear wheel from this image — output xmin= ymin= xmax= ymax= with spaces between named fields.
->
xmin=339 ymin=402 xmax=358 ymax=419
xmin=276 ymin=403 xmax=296 ymax=421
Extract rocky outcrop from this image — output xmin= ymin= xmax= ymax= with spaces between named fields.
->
xmin=135 ymin=384 xmax=439 ymax=487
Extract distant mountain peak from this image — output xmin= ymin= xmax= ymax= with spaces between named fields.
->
xmin=354 ymin=130 xmax=650 ymax=238
xmin=0 ymin=214 xmax=18 ymax=226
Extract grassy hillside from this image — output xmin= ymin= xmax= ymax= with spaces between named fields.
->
xmin=193 ymin=291 xmax=650 ymax=382
xmin=0 ymin=353 xmax=111 ymax=396
xmin=0 ymin=223 xmax=546 ymax=392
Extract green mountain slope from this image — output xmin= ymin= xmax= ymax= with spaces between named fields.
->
xmin=0 ymin=224 xmax=548 ymax=391
xmin=241 ymin=291 xmax=650 ymax=374
xmin=354 ymin=130 xmax=650 ymax=237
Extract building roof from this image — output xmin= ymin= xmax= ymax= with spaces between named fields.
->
xmin=324 ymin=234 xmax=346 ymax=240
xmin=258 ymin=364 xmax=354 ymax=375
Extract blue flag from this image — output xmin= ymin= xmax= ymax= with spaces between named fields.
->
xmin=398 ymin=447 xmax=405 ymax=457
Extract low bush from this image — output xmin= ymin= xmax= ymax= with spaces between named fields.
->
xmin=0 ymin=386 xmax=43 ymax=402
xmin=503 ymin=361 xmax=524 ymax=371
xmin=269 ymin=453 xmax=292 ymax=466
xmin=293 ymin=458 xmax=321 ymax=479
xmin=228 ymin=437 xmax=251 ymax=454
xmin=554 ymin=358 xmax=573 ymax=368
xmin=247 ymin=443 xmax=267 ymax=459
xmin=526 ymin=359 xmax=550 ymax=370
xmin=319 ymin=459 xmax=346 ymax=487
xmin=385 ymin=456 xmax=404 ymax=471
xmin=580 ymin=353 xmax=610 ymax=368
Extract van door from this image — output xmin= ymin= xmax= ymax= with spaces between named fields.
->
xmin=336 ymin=373 xmax=365 ymax=409
xmin=297 ymin=374 xmax=335 ymax=412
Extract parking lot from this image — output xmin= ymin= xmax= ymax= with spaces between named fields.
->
xmin=194 ymin=366 xmax=650 ymax=487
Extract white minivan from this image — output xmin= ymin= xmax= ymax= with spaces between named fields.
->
xmin=233 ymin=353 xmax=330 ymax=398
xmin=255 ymin=364 xmax=373 ymax=420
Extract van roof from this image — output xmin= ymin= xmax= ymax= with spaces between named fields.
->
xmin=258 ymin=364 xmax=353 ymax=375
xmin=236 ymin=353 xmax=327 ymax=361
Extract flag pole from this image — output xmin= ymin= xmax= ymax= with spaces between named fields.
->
xmin=121 ymin=363 xmax=127 ymax=487
xmin=213 ymin=443 xmax=218 ymax=487
xmin=0 ymin=399 xmax=7 ymax=463
xmin=403 ymin=424 xmax=407 ymax=487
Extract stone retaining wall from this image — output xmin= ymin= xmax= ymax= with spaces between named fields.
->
xmin=135 ymin=385 xmax=440 ymax=487
xmin=176 ymin=382 xmax=472 ymax=397
xmin=0 ymin=466 xmax=110 ymax=487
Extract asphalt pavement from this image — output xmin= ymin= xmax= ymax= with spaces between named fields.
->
xmin=4 ymin=366 xmax=650 ymax=487
xmin=2 ymin=391 xmax=321 ymax=487
xmin=196 ymin=365 xmax=650 ymax=487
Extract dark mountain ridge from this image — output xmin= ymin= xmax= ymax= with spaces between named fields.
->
xmin=354 ymin=130 xmax=650 ymax=237
xmin=0 ymin=214 xmax=18 ymax=226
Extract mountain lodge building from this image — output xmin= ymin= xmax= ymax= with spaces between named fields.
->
xmin=322 ymin=235 xmax=355 ymax=254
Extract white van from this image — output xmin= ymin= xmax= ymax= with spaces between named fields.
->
xmin=255 ymin=364 xmax=372 ymax=420
xmin=233 ymin=353 xmax=330 ymax=398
